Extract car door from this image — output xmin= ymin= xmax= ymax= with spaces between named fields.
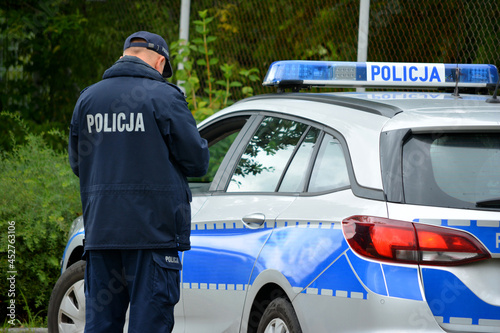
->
xmin=258 ymin=130 xmax=388 ymax=332
xmin=181 ymin=114 xmax=321 ymax=332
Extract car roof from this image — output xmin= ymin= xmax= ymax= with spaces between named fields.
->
xmin=337 ymin=92 xmax=500 ymax=131
xmin=337 ymin=91 xmax=494 ymax=110
xmin=199 ymin=91 xmax=500 ymax=190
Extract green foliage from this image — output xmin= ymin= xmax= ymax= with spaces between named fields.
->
xmin=0 ymin=0 xmax=180 ymax=152
xmin=0 ymin=112 xmax=81 ymax=323
xmin=0 ymin=1 xmax=88 ymax=151
xmin=170 ymin=10 xmax=260 ymax=123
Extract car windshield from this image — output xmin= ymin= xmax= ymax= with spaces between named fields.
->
xmin=402 ymin=132 xmax=500 ymax=210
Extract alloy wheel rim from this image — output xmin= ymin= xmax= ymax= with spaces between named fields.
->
xmin=58 ymin=280 xmax=85 ymax=333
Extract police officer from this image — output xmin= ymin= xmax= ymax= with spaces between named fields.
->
xmin=69 ymin=31 xmax=209 ymax=333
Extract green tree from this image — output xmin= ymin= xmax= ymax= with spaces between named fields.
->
xmin=1 ymin=1 xmax=88 ymax=151
xmin=1 ymin=0 xmax=179 ymax=151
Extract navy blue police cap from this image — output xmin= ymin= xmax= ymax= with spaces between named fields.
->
xmin=124 ymin=31 xmax=173 ymax=78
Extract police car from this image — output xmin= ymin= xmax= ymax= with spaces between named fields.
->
xmin=48 ymin=61 xmax=500 ymax=333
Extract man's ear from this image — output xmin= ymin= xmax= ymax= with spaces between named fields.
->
xmin=155 ymin=56 xmax=166 ymax=74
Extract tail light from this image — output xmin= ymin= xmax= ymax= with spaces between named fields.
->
xmin=342 ymin=216 xmax=491 ymax=266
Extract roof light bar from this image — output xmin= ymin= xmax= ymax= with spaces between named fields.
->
xmin=263 ymin=60 xmax=499 ymax=89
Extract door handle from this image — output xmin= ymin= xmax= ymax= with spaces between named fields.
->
xmin=242 ymin=213 xmax=266 ymax=229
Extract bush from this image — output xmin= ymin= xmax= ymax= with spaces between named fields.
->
xmin=0 ymin=113 xmax=81 ymax=325
xmin=169 ymin=10 xmax=260 ymax=123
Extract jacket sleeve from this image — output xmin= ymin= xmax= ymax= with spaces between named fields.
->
xmin=158 ymin=88 xmax=210 ymax=178
xmin=68 ymin=103 xmax=80 ymax=177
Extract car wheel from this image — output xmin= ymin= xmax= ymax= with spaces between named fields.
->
xmin=257 ymin=297 xmax=302 ymax=333
xmin=48 ymin=260 xmax=86 ymax=333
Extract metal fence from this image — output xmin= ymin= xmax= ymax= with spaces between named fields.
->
xmin=5 ymin=0 xmax=499 ymax=95
xmin=78 ymin=0 xmax=500 ymax=94
xmin=366 ymin=0 xmax=499 ymax=64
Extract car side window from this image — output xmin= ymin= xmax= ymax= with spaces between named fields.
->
xmin=227 ymin=117 xmax=308 ymax=192
xmin=189 ymin=132 xmax=240 ymax=193
xmin=189 ymin=116 xmax=250 ymax=194
xmin=308 ymin=134 xmax=350 ymax=192
xmin=278 ymin=127 xmax=320 ymax=192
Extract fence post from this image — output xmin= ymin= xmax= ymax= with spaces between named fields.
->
xmin=357 ymin=0 xmax=370 ymax=92
xmin=177 ymin=0 xmax=191 ymax=91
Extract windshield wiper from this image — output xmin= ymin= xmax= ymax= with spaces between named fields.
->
xmin=476 ymin=198 xmax=500 ymax=208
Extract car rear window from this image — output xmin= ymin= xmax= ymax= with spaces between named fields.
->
xmin=402 ymin=132 xmax=500 ymax=210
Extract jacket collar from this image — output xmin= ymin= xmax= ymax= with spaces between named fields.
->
xmin=102 ymin=56 xmax=165 ymax=82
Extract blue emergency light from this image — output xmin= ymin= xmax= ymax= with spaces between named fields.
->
xmin=262 ymin=60 xmax=499 ymax=89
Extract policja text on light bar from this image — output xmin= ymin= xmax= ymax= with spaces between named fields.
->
xmin=262 ymin=61 xmax=499 ymax=89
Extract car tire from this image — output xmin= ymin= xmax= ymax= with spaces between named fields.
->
xmin=257 ymin=297 xmax=302 ymax=333
xmin=48 ymin=260 xmax=86 ymax=333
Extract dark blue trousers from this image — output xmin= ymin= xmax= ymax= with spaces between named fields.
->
xmin=84 ymin=249 xmax=181 ymax=333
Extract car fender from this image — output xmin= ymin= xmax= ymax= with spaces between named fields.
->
xmin=61 ymin=229 xmax=85 ymax=273
xmin=240 ymin=268 xmax=298 ymax=333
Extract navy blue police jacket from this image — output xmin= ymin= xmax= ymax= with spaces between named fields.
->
xmin=69 ymin=56 xmax=209 ymax=251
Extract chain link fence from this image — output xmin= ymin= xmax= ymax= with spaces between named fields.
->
xmin=3 ymin=0 xmax=499 ymax=97
xmin=80 ymin=0 xmax=499 ymax=94
xmin=215 ymin=0 xmax=497 ymax=94
xmin=204 ymin=0 xmax=498 ymax=93
xmin=367 ymin=0 xmax=499 ymax=64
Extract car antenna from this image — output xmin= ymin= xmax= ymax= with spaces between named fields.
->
xmin=451 ymin=66 xmax=461 ymax=98
xmin=486 ymin=77 xmax=500 ymax=103
xmin=451 ymin=11 xmax=462 ymax=99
